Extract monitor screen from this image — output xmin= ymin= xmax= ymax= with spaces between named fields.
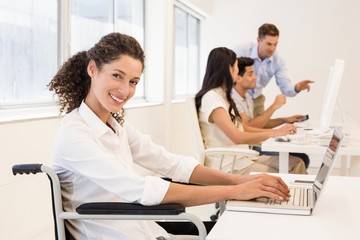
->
xmin=319 ymin=59 xmax=345 ymax=129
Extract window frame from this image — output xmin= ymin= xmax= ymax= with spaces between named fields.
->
xmin=0 ymin=0 xmax=147 ymax=123
xmin=0 ymin=0 xmax=207 ymax=123
xmin=0 ymin=0 xmax=62 ymax=123
xmin=172 ymin=0 xmax=206 ymax=101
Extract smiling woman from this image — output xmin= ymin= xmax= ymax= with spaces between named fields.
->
xmin=48 ymin=32 xmax=145 ymax=124
xmin=46 ymin=32 xmax=294 ymax=240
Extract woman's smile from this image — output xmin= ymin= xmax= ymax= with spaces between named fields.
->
xmin=109 ymin=92 xmax=126 ymax=105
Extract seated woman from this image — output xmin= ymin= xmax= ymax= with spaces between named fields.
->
xmin=48 ymin=33 xmax=291 ymax=240
xmin=195 ymin=47 xmax=307 ymax=175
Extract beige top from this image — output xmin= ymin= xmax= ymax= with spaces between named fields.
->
xmin=198 ymin=87 xmax=256 ymax=172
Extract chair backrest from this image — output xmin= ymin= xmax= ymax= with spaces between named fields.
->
xmin=12 ymin=164 xmax=69 ymax=240
xmin=186 ymin=96 xmax=206 ymax=164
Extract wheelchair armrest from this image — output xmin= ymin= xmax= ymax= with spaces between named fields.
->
xmin=76 ymin=202 xmax=185 ymax=215
xmin=12 ymin=164 xmax=43 ymax=175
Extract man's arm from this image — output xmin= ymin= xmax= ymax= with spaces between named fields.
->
xmin=243 ymin=94 xmax=305 ymax=128
xmin=295 ymin=80 xmax=314 ymax=92
xmin=265 ymin=115 xmax=304 ymax=128
xmin=245 ymin=94 xmax=286 ymax=128
xmin=275 ymin=56 xmax=314 ymax=96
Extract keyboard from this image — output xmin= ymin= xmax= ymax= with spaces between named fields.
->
xmin=285 ymin=132 xmax=313 ymax=144
xmin=255 ymin=188 xmax=309 ymax=207
xmin=286 ymin=188 xmax=309 ymax=207
xmin=286 ymin=132 xmax=306 ymax=141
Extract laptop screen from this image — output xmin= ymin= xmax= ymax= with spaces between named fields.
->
xmin=313 ymin=128 xmax=343 ymax=205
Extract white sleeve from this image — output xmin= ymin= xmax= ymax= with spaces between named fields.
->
xmin=201 ymin=90 xmax=228 ymax=123
xmin=125 ymin=122 xmax=199 ymax=183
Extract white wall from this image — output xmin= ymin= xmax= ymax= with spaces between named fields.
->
xmin=196 ymin=0 xmax=360 ymax=128
xmin=0 ymin=118 xmax=59 ymax=239
xmin=1 ymin=0 xmax=360 ymax=239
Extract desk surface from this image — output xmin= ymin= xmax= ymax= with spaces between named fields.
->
xmin=262 ymin=135 xmax=360 ymax=155
xmin=261 ymin=129 xmax=360 ymax=173
xmin=262 ymin=124 xmax=360 ymax=154
xmin=262 ymin=136 xmax=327 ymax=154
xmin=207 ymin=174 xmax=360 ymax=240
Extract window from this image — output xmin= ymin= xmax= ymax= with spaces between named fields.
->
xmin=173 ymin=6 xmax=200 ymax=99
xmin=0 ymin=0 xmax=57 ymax=105
xmin=71 ymin=0 xmax=145 ymax=99
xmin=0 ymin=0 xmax=145 ymax=122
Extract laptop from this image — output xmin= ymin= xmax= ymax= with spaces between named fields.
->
xmin=226 ymin=128 xmax=343 ymax=216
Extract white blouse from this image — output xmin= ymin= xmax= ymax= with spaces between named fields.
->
xmin=198 ymin=87 xmax=255 ymax=172
xmin=53 ymin=102 xmax=199 ymax=240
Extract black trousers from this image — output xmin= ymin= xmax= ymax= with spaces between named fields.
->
xmin=253 ymin=146 xmax=310 ymax=168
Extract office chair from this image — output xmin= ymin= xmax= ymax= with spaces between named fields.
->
xmin=185 ymin=97 xmax=259 ymax=171
xmin=185 ymin=97 xmax=259 ymax=220
xmin=12 ymin=164 xmax=207 ymax=240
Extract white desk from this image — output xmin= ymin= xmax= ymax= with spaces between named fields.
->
xmin=261 ymin=130 xmax=360 ymax=175
xmin=262 ymin=137 xmax=326 ymax=173
xmin=207 ymin=174 xmax=360 ymax=240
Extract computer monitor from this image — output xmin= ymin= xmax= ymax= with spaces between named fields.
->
xmin=319 ymin=59 xmax=345 ymax=130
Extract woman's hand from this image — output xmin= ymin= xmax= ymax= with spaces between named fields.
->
xmin=230 ymin=173 xmax=290 ymax=201
xmin=274 ymin=123 xmax=296 ymax=137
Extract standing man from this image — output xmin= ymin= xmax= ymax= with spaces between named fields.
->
xmin=233 ymin=23 xmax=314 ymax=115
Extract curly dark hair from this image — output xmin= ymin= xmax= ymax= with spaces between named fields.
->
xmin=48 ymin=32 xmax=145 ymax=124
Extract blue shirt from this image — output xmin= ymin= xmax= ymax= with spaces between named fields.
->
xmin=234 ymin=42 xmax=297 ymax=99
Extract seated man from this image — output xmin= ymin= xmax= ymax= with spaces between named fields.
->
xmin=232 ymin=57 xmax=310 ymax=168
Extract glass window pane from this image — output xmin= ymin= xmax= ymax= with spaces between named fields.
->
xmin=174 ymin=7 xmax=188 ymax=97
xmin=187 ymin=15 xmax=199 ymax=95
xmin=173 ymin=6 xmax=200 ymax=99
xmin=0 ymin=0 xmax=57 ymax=104
xmin=71 ymin=0 xmax=113 ymax=53
xmin=71 ymin=0 xmax=145 ymax=99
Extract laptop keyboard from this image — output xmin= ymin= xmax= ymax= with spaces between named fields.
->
xmin=286 ymin=133 xmax=306 ymax=141
xmin=286 ymin=188 xmax=308 ymax=207
xmin=257 ymin=188 xmax=309 ymax=207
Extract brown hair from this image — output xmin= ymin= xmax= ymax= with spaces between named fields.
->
xmin=258 ymin=23 xmax=279 ymax=39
